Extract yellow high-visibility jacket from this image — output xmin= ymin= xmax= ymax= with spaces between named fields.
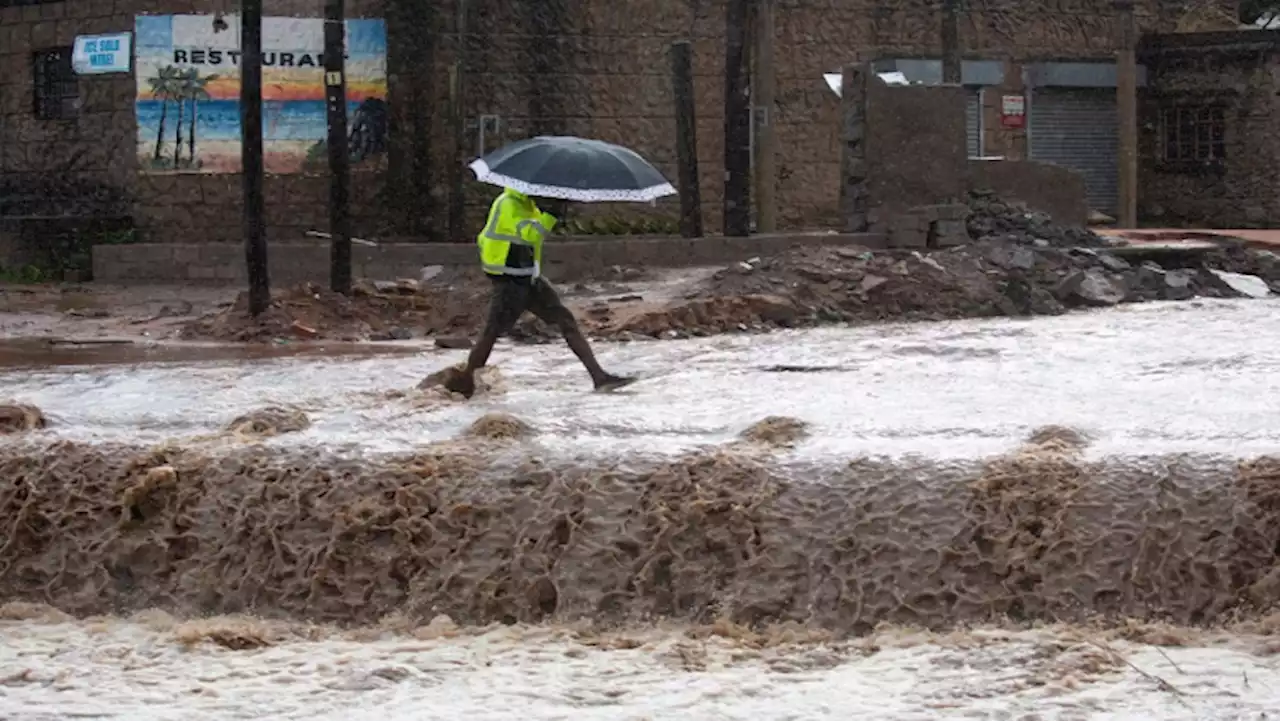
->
xmin=476 ymin=188 xmax=557 ymax=277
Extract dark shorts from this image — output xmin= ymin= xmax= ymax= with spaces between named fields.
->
xmin=486 ymin=275 xmax=575 ymax=335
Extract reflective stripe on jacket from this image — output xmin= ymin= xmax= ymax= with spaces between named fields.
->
xmin=476 ymin=188 xmax=557 ymax=277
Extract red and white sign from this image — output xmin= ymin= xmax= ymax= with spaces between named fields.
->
xmin=1000 ymin=94 xmax=1026 ymax=129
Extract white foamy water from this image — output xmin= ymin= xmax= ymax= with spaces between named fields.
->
xmin=2 ymin=298 xmax=1279 ymax=459
xmin=1 ymin=614 xmax=1278 ymax=720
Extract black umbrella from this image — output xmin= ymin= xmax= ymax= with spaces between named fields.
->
xmin=468 ymin=136 xmax=677 ymax=203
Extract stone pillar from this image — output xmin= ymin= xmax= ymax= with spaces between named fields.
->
xmin=985 ymin=58 xmax=1027 ymax=160
xmin=839 ymin=63 xmax=868 ymax=232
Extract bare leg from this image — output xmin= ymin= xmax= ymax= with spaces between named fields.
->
xmin=531 ymin=278 xmax=634 ymax=390
xmin=445 ymin=278 xmax=525 ymax=398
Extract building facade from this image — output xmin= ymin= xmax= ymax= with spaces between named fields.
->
xmin=0 ymin=0 xmax=1263 ymax=258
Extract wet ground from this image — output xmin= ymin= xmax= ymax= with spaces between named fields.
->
xmin=3 ymin=297 xmax=1278 ymax=459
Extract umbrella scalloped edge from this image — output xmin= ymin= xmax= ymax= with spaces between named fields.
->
xmin=468 ymin=159 xmax=677 ymax=203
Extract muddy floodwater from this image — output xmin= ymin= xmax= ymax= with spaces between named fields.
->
xmin=3 ymin=298 xmax=1278 ymax=459
xmin=3 ymin=298 xmax=1280 ymax=720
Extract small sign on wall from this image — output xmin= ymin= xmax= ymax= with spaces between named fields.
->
xmin=1000 ymin=94 xmax=1026 ymax=129
xmin=73 ymin=33 xmax=132 ymax=74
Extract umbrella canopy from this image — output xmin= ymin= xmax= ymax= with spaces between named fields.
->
xmin=468 ymin=136 xmax=677 ymax=203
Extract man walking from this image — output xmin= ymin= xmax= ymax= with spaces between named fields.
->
xmin=444 ymin=187 xmax=634 ymax=398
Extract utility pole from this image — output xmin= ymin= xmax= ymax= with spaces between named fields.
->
xmin=941 ymin=0 xmax=961 ymax=84
xmin=240 ymin=0 xmax=270 ymax=315
xmin=1115 ymin=0 xmax=1138 ymax=227
xmin=324 ymin=0 xmax=352 ymax=294
xmin=752 ymin=0 xmax=777 ymax=233
xmin=448 ymin=0 xmax=468 ymax=242
xmin=723 ymin=0 xmax=751 ymax=236
xmin=670 ymin=41 xmax=702 ymax=238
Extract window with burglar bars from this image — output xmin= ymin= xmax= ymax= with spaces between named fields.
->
xmin=1159 ymin=105 xmax=1225 ymax=164
xmin=32 ymin=47 xmax=79 ymax=120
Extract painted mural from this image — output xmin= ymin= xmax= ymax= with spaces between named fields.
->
xmin=134 ymin=14 xmax=388 ymax=174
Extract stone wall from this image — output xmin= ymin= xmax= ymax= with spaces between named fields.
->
xmin=967 ymin=159 xmax=1089 ymax=226
xmin=90 ymin=231 xmax=887 ymax=284
xmin=0 ymin=0 xmax=1248 ymax=250
xmin=1138 ymin=32 xmax=1280 ymax=228
xmin=0 ymin=0 xmax=387 ymax=250
xmin=865 ymin=80 xmax=969 ymax=225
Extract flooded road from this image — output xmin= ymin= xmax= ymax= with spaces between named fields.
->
xmin=2 ymin=298 xmax=1278 ymax=459
xmin=4 ymin=299 xmax=1280 ymax=719
xmin=2 ymin=610 xmax=1278 ymax=721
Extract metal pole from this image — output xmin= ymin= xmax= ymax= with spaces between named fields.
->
xmin=723 ymin=0 xmax=751 ymax=236
xmin=670 ymin=41 xmax=702 ymax=238
xmin=240 ymin=0 xmax=270 ymax=314
xmin=324 ymin=0 xmax=352 ymax=294
xmin=753 ymin=0 xmax=777 ymax=232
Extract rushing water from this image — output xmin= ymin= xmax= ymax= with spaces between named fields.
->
xmin=2 ymin=611 xmax=1279 ymax=720
xmin=3 ymin=299 xmax=1280 ymax=720
xmin=2 ymin=298 xmax=1278 ymax=460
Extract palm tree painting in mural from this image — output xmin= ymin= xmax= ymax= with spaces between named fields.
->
xmin=183 ymin=69 xmax=216 ymax=168
xmin=148 ymin=65 xmax=183 ymax=164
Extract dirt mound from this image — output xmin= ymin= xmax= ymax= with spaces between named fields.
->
xmin=739 ymin=416 xmax=809 ymax=446
xmin=180 ymin=281 xmax=491 ymax=343
xmin=465 ymin=413 xmax=533 ymax=440
xmin=2 ymin=441 xmax=1279 ymax=631
xmin=0 ymin=403 xmax=46 ymax=434
xmin=226 ymin=406 xmax=310 ymax=437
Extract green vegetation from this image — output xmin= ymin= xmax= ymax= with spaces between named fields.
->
xmin=558 ymin=216 xmax=680 ymax=236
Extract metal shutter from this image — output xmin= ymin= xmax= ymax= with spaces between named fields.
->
xmin=966 ymin=88 xmax=982 ymax=157
xmin=1028 ymin=88 xmax=1118 ymax=213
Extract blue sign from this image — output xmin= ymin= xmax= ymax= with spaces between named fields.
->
xmin=73 ymin=33 xmax=132 ymax=75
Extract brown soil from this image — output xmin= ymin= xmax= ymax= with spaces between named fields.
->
xmin=179 ymin=281 xmax=493 ymax=343
xmin=0 ymin=403 xmax=46 ymax=434
xmin=2 ymin=427 xmax=1279 ymax=631
xmin=466 ymin=412 xmax=533 ymax=440
xmin=225 ymin=406 xmax=311 ymax=437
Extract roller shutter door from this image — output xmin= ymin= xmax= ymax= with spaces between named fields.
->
xmin=1028 ymin=88 xmax=1117 ymax=213
xmin=966 ymin=88 xmax=982 ymax=157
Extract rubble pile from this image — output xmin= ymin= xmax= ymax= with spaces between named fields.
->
xmin=606 ymin=225 xmax=1279 ymax=340
xmin=965 ymin=189 xmax=1110 ymax=248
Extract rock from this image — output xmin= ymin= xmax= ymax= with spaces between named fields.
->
xmin=985 ymin=245 xmax=1036 ymax=271
xmin=1087 ymin=210 xmax=1116 ymax=225
xmin=857 ymin=274 xmax=889 ymax=294
xmin=1096 ymin=253 xmax=1131 ymax=272
xmin=387 ymin=327 xmax=413 ymax=340
xmin=372 ymin=280 xmax=400 ymax=294
xmin=1058 ymin=269 xmax=1126 ymax=307
xmin=1206 ymin=269 xmax=1271 ymax=298
xmin=1161 ymin=270 xmax=1195 ymax=301
xmin=435 ymin=335 xmax=473 ymax=349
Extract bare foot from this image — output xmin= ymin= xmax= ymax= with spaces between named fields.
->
xmin=443 ymin=368 xmax=477 ymax=398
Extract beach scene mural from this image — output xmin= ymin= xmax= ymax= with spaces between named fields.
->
xmin=134 ymin=14 xmax=388 ymax=174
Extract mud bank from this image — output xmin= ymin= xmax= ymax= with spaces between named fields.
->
xmin=2 ymin=436 xmax=1278 ymax=631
